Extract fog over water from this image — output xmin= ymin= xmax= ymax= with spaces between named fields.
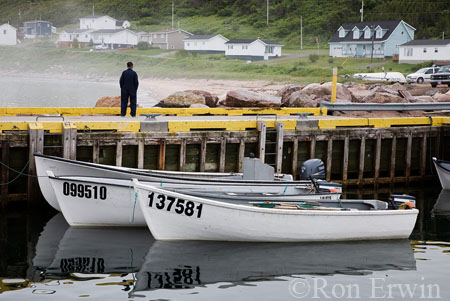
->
xmin=0 ymin=76 xmax=157 ymax=107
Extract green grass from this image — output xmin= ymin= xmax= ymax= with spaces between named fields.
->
xmin=0 ymin=41 xmax=428 ymax=85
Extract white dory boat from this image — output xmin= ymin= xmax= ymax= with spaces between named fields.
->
xmin=35 ymin=154 xmax=341 ymax=211
xmin=47 ymin=173 xmax=341 ymax=227
xmin=433 ymin=157 xmax=450 ymax=190
xmin=133 ymin=180 xmax=419 ymax=242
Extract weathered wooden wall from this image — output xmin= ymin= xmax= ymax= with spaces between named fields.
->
xmin=0 ymin=125 xmax=449 ymax=207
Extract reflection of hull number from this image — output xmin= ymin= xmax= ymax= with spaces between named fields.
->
xmin=148 ymin=192 xmax=203 ymax=218
xmin=63 ymin=182 xmax=107 ymax=199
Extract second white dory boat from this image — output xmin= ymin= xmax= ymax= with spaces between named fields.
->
xmin=47 ymin=173 xmax=341 ymax=227
xmin=133 ymin=180 xmax=419 ymax=242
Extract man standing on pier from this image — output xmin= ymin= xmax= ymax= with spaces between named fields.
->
xmin=119 ymin=62 xmax=139 ymax=117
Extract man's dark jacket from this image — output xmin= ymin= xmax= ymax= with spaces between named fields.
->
xmin=119 ymin=69 xmax=139 ymax=95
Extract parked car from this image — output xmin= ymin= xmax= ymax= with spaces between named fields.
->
xmin=430 ymin=65 xmax=450 ymax=87
xmin=406 ymin=67 xmax=440 ymax=84
xmin=95 ymin=44 xmax=109 ymax=50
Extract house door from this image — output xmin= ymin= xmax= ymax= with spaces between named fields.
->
xmin=334 ymin=47 xmax=342 ymax=57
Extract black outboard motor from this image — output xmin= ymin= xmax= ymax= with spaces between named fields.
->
xmin=299 ymin=159 xmax=326 ymax=180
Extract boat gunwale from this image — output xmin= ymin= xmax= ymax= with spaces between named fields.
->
xmin=35 ymin=153 xmax=316 ymax=185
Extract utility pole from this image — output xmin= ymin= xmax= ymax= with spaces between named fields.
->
xmin=300 ymin=16 xmax=303 ymax=49
xmin=360 ymin=0 xmax=364 ymax=22
xmin=92 ymin=5 xmax=95 ymax=16
xmin=370 ymin=25 xmax=375 ymax=62
xmin=267 ymin=0 xmax=269 ymax=25
xmin=443 ymin=32 xmax=445 ymax=39
xmin=172 ymin=1 xmax=174 ymax=30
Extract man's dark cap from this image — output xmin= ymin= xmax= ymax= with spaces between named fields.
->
xmin=127 ymin=62 xmax=133 ymax=67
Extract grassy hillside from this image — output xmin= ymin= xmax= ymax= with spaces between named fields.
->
xmin=1 ymin=0 xmax=449 ymax=47
xmin=0 ymin=41 xmax=427 ymax=84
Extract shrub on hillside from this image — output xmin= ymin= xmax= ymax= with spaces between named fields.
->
xmin=137 ymin=41 xmax=150 ymax=50
xmin=309 ymin=54 xmax=319 ymax=63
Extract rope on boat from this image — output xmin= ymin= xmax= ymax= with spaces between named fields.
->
xmin=129 ymin=188 xmax=138 ymax=223
xmin=0 ymin=160 xmax=30 ymax=185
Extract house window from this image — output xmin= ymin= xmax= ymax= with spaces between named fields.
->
xmin=187 ymin=42 xmax=190 ymax=46
xmin=353 ymin=30 xmax=359 ymax=39
xmin=265 ymin=46 xmax=274 ymax=53
xmin=376 ymin=29 xmax=382 ymax=38
xmin=435 ymin=48 xmax=438 ymax=53
xmin=364 ymin=30 xmax=370 ymax=39
xmin=202 ymin=42 xmax=205 ymax=45
xmin=3 ymin=30 xmax=6 ymax=34
xmin=85 ymin=34 xmax=88 ymax=38
xmin=339 ymin=29 xmax=345 ymax=38
xmin=160 ymin=34 xmax=164 ymax=38
xmin=423 ymin=48 xmax=427 ymax=53
xmin=242 ymin=45 xmax=248 ymax=50
xmin=404 ymin=48 xmax=413 ymax=56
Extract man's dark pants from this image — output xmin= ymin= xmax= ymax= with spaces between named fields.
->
xmin=121 ymin=90 xmax=137 ymax=117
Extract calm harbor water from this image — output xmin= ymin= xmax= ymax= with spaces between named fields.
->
xmin=0 ymin=76 xmax=157 ymax=107
xmin=0 ymin=185 xmax=449 ymax=300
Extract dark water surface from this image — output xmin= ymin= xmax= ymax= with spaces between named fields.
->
xmin=1 ymin=185 xmax=449 ymax=300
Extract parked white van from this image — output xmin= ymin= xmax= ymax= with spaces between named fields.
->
xmin=406 ymin=67 xmax=440 ymax=84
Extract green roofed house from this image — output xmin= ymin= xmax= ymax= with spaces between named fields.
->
xmin=329 ymin=20 xmax=415 ymax=58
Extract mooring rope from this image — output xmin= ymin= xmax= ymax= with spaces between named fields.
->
xmin=0 ymin=159 xmax=45 ymax=179
xmin=129 ymin=188 xmax=138 ymax=223
xmin=0 ymin=160 xmax=29 ymax=186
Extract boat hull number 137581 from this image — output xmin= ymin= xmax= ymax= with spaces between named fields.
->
xmin=147 ymin=192 xmax=203 ymax=218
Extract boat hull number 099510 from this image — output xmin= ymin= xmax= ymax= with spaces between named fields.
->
xmin=147 ymin=192 xmax=203 ymax=218
xmin=62 ymin=182 xmax=107 ymax=200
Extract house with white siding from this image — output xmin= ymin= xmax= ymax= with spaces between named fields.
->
xmin=184 ymin=34 xmax=229 ymax=53
xmin=225 ymin=39 xmax=283 ymax=60
xmin=0 ymin=23 xmax=17 ymax=45
xmin=79 ymin=15 xmax=130 ymax=30
xmin=399 ymin=39 xmax=450 ymax=64
xmin=329 ymin=20 xmax=415 ymax=58
xmin=90 ymin=29 xmax=138 ymax=49
xmin=58 ymin=29 xmax=93 ymax=46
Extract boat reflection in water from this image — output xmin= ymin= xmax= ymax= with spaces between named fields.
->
xmin=33 ymin=214 xmax=416 ymax=294
xmin=133 ymin=239 xmax=416 ymax=292
xmin=432 ymin=189 xmax=450 ymax=217
xmin=33 ymin=214 xmax=153 ymax=278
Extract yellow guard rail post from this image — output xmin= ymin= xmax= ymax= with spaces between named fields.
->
xmin=331 ymin=67 xmax=338 ymax=103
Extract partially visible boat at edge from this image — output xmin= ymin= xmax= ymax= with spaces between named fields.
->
xmin=433 ymin=157 xmax=450 ymax=190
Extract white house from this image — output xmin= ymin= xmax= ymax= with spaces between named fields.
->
xmin=329 ymin=20 xmax=415 ymax=58
xmin=184 ymin=34 xmax=229 ymax=53
xmin=0 ymin=23 xmax=17 ymax=45
xmin=399 ymin=39 xmax=450 ymax=64
xmin=58 ymin=29 xmax=93 ymax=46
xmin=90 ymin=29 xmax=138 ymax=48
xmin=225 ymin=39 xmax=283 ymax=60
xmin=79 ymin=15 xmax=130 ymax=30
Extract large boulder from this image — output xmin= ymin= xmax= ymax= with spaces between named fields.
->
xmin=190 ymin=103 xmax=209 ymax=108
xmin=184 ymin=90 xmax=219 ymax=107
xmin=282 ymin=90 xmax=317 ymax=107
xmin=163 ymin=91 xmax=205 ymax=107
xmin=433 ymin=93 xmax=450 ymax=102
xmin=223 ymin=89 xmax=281 ymax=107
xmin=277 ymin=85 xmax=302 ymax=104
xmin=302 ymin=82 xmax=354 ymax=102
xmin=362 ymin=92 xmax=406 ymax=103
xmin=414 ymin=96 xmax=434 ymax=103
xmin=95 ymin=96 xmax=121 ymax=107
